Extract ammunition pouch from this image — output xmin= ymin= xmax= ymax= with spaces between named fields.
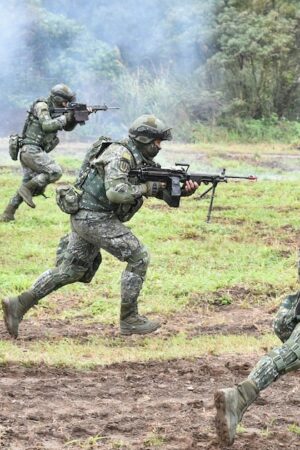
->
xmin=44 ymin=135 xmax=59 ymax=153
xmin=116 ymin=197 xmax=144 ymax=222
xmin=9 ymin=134 xmax=23 ymax=161
xmin=56 ymin=184 xmax=81 ymax=214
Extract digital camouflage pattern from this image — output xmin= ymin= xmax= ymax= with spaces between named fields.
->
xmin=248 ymin=291 xmax=300 ymax=391
xmin=215 ymin=292 xmax=300 ymax=446
xmin=50 ymin=84 xmax=75 ymax=106
xmin=31 ymin=211 xmax=149 ymax=311
xmin=30 ymin=138 xmax=153 ymax=312
xmin=2 ymin=134 xmax=165 ymax=337
xmin=0 ymin=89 xmax=77 ymax=220
xmin=128 ymin=114 xmax=172 ymax=144
xmin=77 ymin=139 xmax=149 ymax=214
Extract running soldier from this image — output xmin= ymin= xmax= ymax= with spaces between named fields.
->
xmin=2 ymin=114 xmax=198 ymax=337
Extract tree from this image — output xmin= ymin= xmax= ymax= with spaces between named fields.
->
xmin=205 ymin=5 xmax=300 ymax=118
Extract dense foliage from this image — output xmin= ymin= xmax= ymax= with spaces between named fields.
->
xmin=1 ymin=0 xmax=300 ymax=140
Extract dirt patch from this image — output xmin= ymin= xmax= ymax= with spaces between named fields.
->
xmin=0 ymin=287 xmax=296 ymax=450
xmin=0 ymin=299 xmax=275 ymax=344
xmin=188 ymin=285 xmax=278 ymax=308
xmin=0 ymin=356 xmax=299 ymax=449
xmin=183 ymin=305 xmax=274 ymax=338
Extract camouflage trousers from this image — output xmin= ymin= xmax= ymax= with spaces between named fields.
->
xmin=248 ymin=292 xmax=300 ymax=391
xmin=30 ymin=210 xmax=150 ymax=314
xmin=8 ymin=145 xmax=62 ymax=208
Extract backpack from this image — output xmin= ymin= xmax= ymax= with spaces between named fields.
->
xmin=56 ymin=136 xmax=113 ymax=215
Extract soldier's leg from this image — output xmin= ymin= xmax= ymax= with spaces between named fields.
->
xmin=0 ymin=168 xmax=31 ymax=222
xmin=2 ymin=231 xmax=99 ymax=338
xmin=18 ymin=146 xmax=62 ymax=208
xmin=72 ymin=212 xmax=159 ymax=335
xmin=0 ymin=192 xmax=23 ymax=222
xmin=215 ymin=292 xmax=300 ymax=446
xmin=249 ymin=322 xmax=300 ymax=390
xmin=273 ymin=291 xmax=300 ymax=342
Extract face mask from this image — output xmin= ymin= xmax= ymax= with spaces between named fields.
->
xmin=141 ymin=141 xmax=161 ymax=159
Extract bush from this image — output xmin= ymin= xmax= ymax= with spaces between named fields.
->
xmin=192 ymin=117 xmax=300 ymax=144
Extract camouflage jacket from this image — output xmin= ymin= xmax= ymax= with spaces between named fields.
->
xmin=77 ymin=137 xmax=157 ymax=220
xmin=22 ymin=97 xmax=77 ymax=153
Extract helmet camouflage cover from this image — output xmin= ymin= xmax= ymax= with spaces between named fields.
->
xmin=50 ymin=83 xmax=76 ymax=105
xmin=129 ymin=114 xmax=172 ymax=144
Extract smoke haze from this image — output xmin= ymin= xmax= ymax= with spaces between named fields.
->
xmin=0 ymin=0 xmax=216 ymax=137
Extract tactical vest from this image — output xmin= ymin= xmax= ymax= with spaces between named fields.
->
xmin=76 ymin=137 xmax=149 ymax=213
xmin=22 ymin=97 xmax=59 ymax=152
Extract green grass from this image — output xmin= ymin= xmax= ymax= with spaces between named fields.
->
xmin=0 ymin=333 xmax=278 ymax=369
xmin=288 ymin=423 xmax=300 ymax=435
xmin=0 ymin=147 xmax=299 ymax=367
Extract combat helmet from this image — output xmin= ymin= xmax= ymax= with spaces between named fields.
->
xmin=129 ymin=114 xmax=172 ymax=144
xmin=50 ymin=83 xmax=76 ymax=106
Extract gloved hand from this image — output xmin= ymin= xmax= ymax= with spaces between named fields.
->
xmin=65 ymin=111 xmax=75 ymax=124
xmin=141 ymin=181 xmax=166 ymax=197
xmin=56 ymin=114 xmax=67 ymax=128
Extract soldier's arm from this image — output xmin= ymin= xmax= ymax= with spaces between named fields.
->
xmin=95 ymin=145 xmax=146 ymax=204
xmin=34 ymin=102 xmax=67 ymax=132
xmin=63 ymin=111 xmax=77 ymax=131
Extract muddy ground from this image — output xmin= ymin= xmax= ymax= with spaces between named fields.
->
xmin=0 ymin=303 xmax=299 ymax=450
xmin=0 ymin=349 xmax=299 ymax=450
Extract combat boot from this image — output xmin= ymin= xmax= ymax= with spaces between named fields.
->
xmin=2 ymin=291 xmax=37 ymax=338
xmin=120 ymin=302 xmax=160 ymax=335
xmin=0 ymin=204 xmax=17 ymax=222
xmin=18 ymin=180 xmax=40 ymax=208
xmin=214 ymin=379 xmax=259 ymax=446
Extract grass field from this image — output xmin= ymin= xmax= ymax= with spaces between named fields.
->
xmin=0 ymin=142 xmax=299 ymax=366
xmin=0 ymin=142 xmax=299 ymax=449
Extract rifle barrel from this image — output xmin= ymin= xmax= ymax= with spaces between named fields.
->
xmin=91 ymin=105 xmax=120 ymax=110
xmin=225 ymin=175 xmax=257 ymax=181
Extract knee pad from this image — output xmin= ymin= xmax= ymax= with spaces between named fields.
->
xmin=273 ymin=292 xmax=300 ymax=342
xmin=35 ymin=173 xmax=50 ymax=187
xmin=269 ymin=323 xmax=300 ymax=375
xmin=49 ymin=167 xmax=63 ymax=182
xmin=126 ymin=245 xmax=150 ymax=278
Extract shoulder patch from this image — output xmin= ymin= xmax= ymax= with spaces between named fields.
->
xmin=119 ymin=159 xmax=131 ymax=173
xmin=122 ymin=150 xmax=132 ymax=161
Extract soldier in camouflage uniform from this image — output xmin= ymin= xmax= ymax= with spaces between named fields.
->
xmin=2 ymin=114 xmax=198 ymax=337
xmin=214 ymin=291 xmax=300 ymax=446
xmin=0 ymin=84 xmax=78 ymax=221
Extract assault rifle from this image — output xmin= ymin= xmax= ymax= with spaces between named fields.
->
xmin=50 ymin=102 xmax=120 ymax=125
xmin=129 ymin=164 xmax=257 ymax=223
